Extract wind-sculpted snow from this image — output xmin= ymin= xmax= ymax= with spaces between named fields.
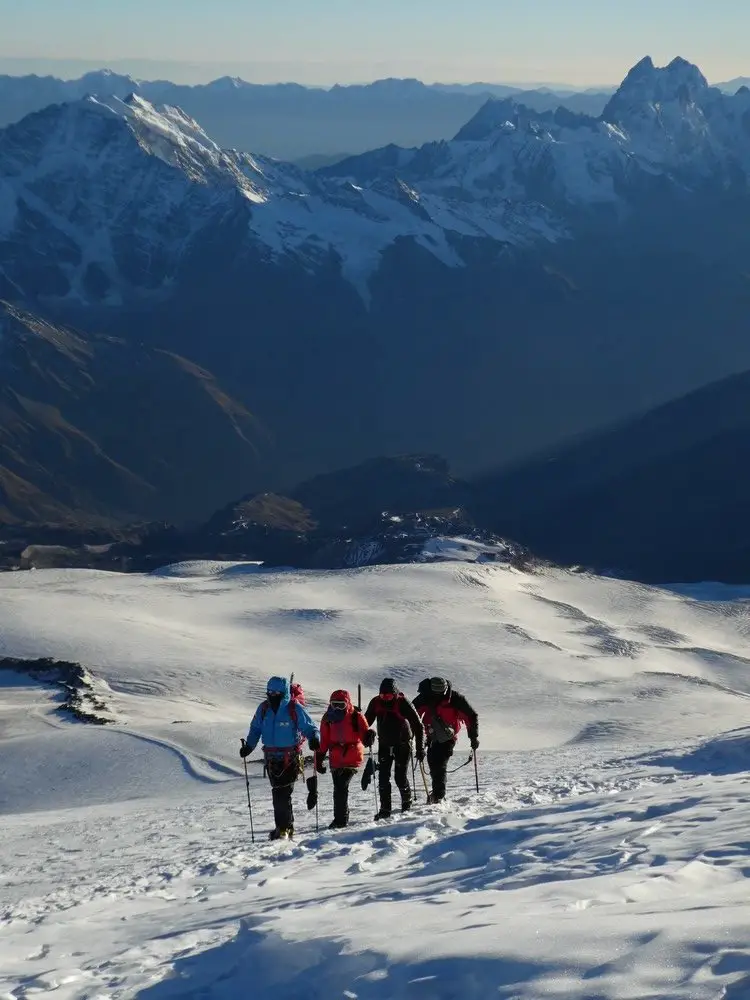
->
xmin=3 ymin=561 xmax=750 ymax=998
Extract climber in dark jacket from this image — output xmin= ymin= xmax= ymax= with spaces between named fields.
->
xmin=413 ymin=677 xmax=478 ymax=803
xmin=364 ymin=678 xmax=424 ymax=819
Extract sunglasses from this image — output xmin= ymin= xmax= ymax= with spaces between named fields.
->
xmin=330 ymin=700 xmax=347 ymax=710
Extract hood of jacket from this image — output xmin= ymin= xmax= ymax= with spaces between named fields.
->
xmin=266 ymin=676 xmax=290 ymax=703
xmin=329 ymin=689 xmax=353 ymax=711
xmin=420 ymin=677 xmax=453 ymax=702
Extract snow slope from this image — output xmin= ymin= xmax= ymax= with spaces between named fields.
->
xmin=2 ymin=560 xmax=750 ymax=998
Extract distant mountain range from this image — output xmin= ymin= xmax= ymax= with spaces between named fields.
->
xmin=0 ymin=68 xmax=629 ymax=162
xmin=0 ymin=67 xmax=745 ymax=164
xmin=1 ymin=56 xmax=750 ymax=544
xmin=719 ymin=77 xmax=750 ymax=93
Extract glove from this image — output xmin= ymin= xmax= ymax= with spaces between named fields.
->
xmin=470 ymin=737 xmax=479 ymax=750
xmin=315 ymin=752 xmax=328 ymax=775
xmin=308 ymin=735 xmax=321 ymax=752
xmin=362 ymin=729 xmax=376 ymax=748
xmin=239 ymin=742 xmax=253 ymax=758
xmin=415 ymin=748 xmax=425 ymax=763
xmin=306 ymin=775 xmax=318 ymax=810
xmin=361 ymin=756 xmax=375 ymax=791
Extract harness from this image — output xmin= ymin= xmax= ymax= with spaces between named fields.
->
xmin=264 ymin=747 xmax=303 ymax=776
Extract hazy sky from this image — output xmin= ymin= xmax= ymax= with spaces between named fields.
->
xmin=0 ymin=0 xmax=747 ymax=86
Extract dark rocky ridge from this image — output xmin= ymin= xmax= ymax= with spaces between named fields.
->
xmin=0 ymin=301 xmax=267 ymax=525
xmin=476 ymin=368 xmax=750 ymax=583
xmin=0 ymin=455 xmax=532 ymax=574
xmin=0 ymin=656 xmax=112 ymax=724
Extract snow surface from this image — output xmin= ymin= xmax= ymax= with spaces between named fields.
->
xmin=2 ymin=560 xmax=750 ymax=998
xmin=419 ymin=536 xmax=510 ymax=562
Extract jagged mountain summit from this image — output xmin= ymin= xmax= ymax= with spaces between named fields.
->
xmin=0 ymin=93 xmax=471 ymax=301
xmin=326 ymin=55 xmax=750 ymax=208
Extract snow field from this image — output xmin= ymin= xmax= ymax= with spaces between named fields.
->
xmin=2 ymin=560 xmax=750 ymax=998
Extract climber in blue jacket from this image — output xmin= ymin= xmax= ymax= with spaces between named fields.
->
xmin=240 ymin=675 xmax=320 ymax=839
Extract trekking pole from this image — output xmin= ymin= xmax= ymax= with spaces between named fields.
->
xmin=410 ymin=743 xmax=418 ymax=802
xmin=369 ymin=742 xmax=379 ymax=816
xmin=313 ymin=753 xmax=319 ymax=834
xmin=473 ymin=748 xmax=480 ymax=795
xmin=418 ymin=757 xmax=431 ymax=804
xmin=240 ymin=739 xmax=255 ymax=843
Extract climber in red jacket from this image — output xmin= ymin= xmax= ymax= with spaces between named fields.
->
xmin=317 ymin=689 xmax=374 ymax=828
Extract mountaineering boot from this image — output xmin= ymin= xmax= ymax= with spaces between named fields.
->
xmin=330 ymin=807 xmax=349 ymax=829
xmin=374 ymin=808 xmax=392 ymax=821
xmin=400 ymin=793 xmax=412 ymax=813
xmin=269 ymin=826 xmax=294 ymax=840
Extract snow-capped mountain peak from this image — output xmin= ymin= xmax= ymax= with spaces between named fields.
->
xmin=97 ymin=94 xmax=235 ymax=181
xmin=1 ymin=57 xmax=750 ymax=307
xmin=598 ymin=56 xmax=750 ymax=169
xmin=603 ymin=56 xmax=710 ymax=119
xmin=205 ymin=76 xmax=250 ymax=92
xmin=78 ymin=68 xmax=140 ymax=89
xmin=0 ymin=93 xmax=469 ymax=301
xmin=602 ymin=56 xmax=711 ymax=133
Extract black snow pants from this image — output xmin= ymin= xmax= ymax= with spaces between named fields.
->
xmin=266 ymin=754 xmax=302 ymax=831
xmin=331 ymin=767 xmax=356 ymax=826
xmin=378 ymin=743 xmax=412 ymax=813
xmin=427 ymin=739 xmax=455 ymax=802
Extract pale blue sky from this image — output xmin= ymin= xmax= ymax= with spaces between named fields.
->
xmin=0 ymin=0 xmax=747 ymax=86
